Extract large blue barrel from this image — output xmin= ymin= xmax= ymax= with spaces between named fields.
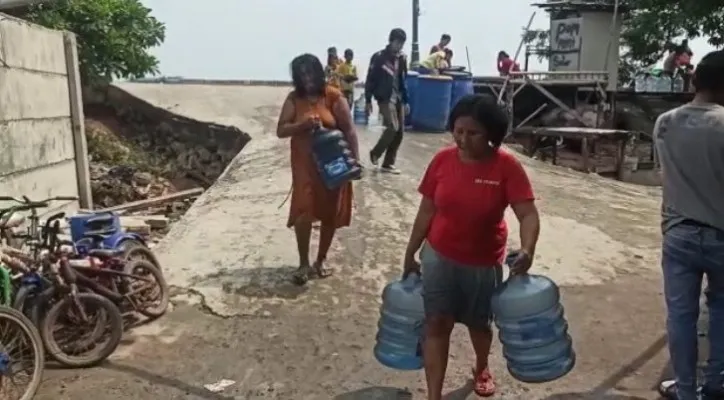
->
xmin=374 ymin=273 xmax=424 ymax=370
xmin=411 ymin=75 xmax=452 ymax=133
xmin=404 ymin=71 xmax=420 ymax=127
xmin=442 ymin=71 xmax=474 ymax=109
xmin=311 ymin=128 xmax=361 ymax=189
xmin=491 ymin=253 xmax=575 ymax=383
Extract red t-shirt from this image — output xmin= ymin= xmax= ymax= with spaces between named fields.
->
xmin=418 ymin=147 xmax=535 ymax=266
xmin=498 ymin=58 xmax=520 ymax=75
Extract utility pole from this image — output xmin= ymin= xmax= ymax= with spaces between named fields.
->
xmin=411 ymin=0 xmax=420 ymax=65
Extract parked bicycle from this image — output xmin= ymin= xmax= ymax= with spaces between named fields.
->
xmin=0 ymin=306 xmax=44 ymax=400
xmin=0 ymin=196 xmax=169 ymax=368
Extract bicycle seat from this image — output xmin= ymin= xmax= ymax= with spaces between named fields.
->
xmin=0 ymin=214 xmax=25 ymax=229
xmin=85 ymin=215 xmax=115 ymax=226
xmin=88 ymin=249 xmax=123 ymax=259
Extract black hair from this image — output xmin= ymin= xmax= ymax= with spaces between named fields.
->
xmin=327 ymin=47 xmax=337 ymax=55
xmin=447 ymin=94 xmax=509 ymax=147
xmin=389 ymin=28 xmax=407 ymax=43
xmin=498 ymin=51 xmax=509 ymax=59
xmin=344 ymin=48 xmax=354 ymax=58
xmin=444 ymin=48 xmax=453 ymax=58
xmin=441 ymin=33 xmax=451 ymax=41
xmin=692 ymin=50 xmax=724 ymax=92
xmin=290 ymin=53 xmax=326 ymax=97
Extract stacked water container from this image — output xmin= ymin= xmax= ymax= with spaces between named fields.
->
xmin=373 ymin=273 xmax=425 ymax=370
xmin=442 ymin=71 xmax=474 ymax=109
xmin=491 ymin=252 xmax=575 ymax=383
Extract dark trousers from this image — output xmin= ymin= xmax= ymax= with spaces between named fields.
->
xmin=343 ymin=90 xmax=354 ymax=108
xmin=371 ymin=101 xmax=404 ymax=167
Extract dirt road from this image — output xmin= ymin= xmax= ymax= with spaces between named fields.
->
xmin=37 ymin=84 xmax=671 ymax=400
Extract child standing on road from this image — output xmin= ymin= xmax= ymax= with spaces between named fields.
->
xmin=337 ymin=49 xmax=358 ymax=107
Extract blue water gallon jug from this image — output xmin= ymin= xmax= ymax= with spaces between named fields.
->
xmin=353 ymin=95 xmax=368 ymax=126
xmin=491 ymin=252 xmax=575 ymax=383
xmin=311 ymin=127 xmax=361 ymax=190
xmin=404 ymin=71 xmax=420 ymax=128
xmin=374 ymin=273 xmax=425 ymax=370
xmin=411 ymin=75 xmax=452 ymax=133
xmin=442 ymin=70 xmax=474 ymax=110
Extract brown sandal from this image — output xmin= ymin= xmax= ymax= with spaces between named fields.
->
xmin=312 ymin=260 xmax=333 ymax=279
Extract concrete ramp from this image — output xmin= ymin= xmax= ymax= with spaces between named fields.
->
xmin=119 ymin=83 xmax=664 ymax=318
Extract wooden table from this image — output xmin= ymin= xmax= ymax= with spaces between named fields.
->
xmin=512 ymin=127 xmax=639 ymax=177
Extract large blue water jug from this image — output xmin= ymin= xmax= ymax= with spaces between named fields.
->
xmin=353 ymin=95 xmax=368 ymax=126
xmin=411 ymin=75 xmax=452 ymax=133
xmin=442 ymin=71 xmax=474 ymax=110
xmin=491 ymin=252 xmax=575 ymax=383
xmin=311 ymin=128 xmax=361 ymax=190
xmin=374 ymin=273 xmax=425 ymax=370
xmin=404 ymin=71 xmax=420 ymax=128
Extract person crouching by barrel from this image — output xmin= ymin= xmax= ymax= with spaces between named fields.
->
xmin=276 ymin=53 xmax=360 ymax=285
xmin=401 ymin=94 xmax=541 ymax=399
xmin=419 ymin=49 xmax=451 ymax=75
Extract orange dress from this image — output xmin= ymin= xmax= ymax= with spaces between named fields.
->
xmin=287 ymin=86 xmax=353 ymax=228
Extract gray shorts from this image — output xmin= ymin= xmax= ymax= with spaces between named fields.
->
xmin=420 ymin=244 xmax=503 ymax=330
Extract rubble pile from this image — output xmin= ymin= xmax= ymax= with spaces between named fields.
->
xmin=89 ymin=164 xmax=173 ymax=208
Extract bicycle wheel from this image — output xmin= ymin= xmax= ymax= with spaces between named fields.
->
xmin=123 ymin=260 xmax=169 ymax=318
xmin=121 ymin=240 xmax=162 ymax=271
xmin=40 ymin=293 xmax=123 ymax=368
xmin=0 ymin=306 xmax=44 ymax=400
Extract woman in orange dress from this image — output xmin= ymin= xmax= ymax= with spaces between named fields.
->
xmin=276 ymin=53 xmax=360 ymax=285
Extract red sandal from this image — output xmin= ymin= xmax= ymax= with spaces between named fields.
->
xmin=472 ymin=367 xmax=496 ymax=397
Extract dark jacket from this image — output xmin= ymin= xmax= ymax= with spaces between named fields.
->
xmin=364 ymin=47 xmax=408 ymax=105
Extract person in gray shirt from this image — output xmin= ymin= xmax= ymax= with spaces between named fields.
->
xmin=655 ymin=50 xmax=724 ymax=400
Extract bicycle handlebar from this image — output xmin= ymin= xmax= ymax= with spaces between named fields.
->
xmin=0 ymin=196 xmax=78 ymax=203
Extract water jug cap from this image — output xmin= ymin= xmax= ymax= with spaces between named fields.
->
xmin=402 ymin=272 xmax=422 ymax=290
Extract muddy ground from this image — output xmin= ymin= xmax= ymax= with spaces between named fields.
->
xmin=36 ymin=84 xmax=673 ymax=400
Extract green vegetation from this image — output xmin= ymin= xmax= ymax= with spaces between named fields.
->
xmin=24 ymin=0 xmax=165 ymax=85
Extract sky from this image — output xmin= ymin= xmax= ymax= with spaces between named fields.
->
xmin=140 ymin=0 xmax=716 ymax=80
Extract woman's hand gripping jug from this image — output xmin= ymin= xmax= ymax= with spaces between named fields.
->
xmin=374 ymin=273 xmax=425 ymax=370
xmin=311 ymin=127 xmax=361 ymax=190
xmin=491 ymin=252 xmax=575 ymax=383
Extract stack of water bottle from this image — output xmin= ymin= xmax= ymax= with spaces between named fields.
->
xmin=374 ymin=251 xmax=575 ymax=383
xmin=634 ymin=69 xmax=685 ymax=92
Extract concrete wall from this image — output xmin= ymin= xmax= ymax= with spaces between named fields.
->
xmin=0 ymin=13 xmax=90 ymax=212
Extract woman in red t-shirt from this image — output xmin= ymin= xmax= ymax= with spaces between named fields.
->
xmin=402 ymin=94 xmax=540 ymax=399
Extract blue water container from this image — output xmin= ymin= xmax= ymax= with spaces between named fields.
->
xmin=411 ymin=75 xmax=452 ymax=133
xmin=353 ymin=95 xmax=368 ymax=126
xmin=491 ymin=253 xmax=575 ymax=383
xmin=311 ymin=127 xmax=361 ymax=190
xmin=404 ymin=71 xmax=420 ymax=128
xmin=442 ymin=71 xmax=474 ymax=109
xmin=374 ymin=273 xmax=425 ymax=370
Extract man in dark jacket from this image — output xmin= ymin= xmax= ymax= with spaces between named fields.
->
xmin=365 ymin=28 xmax=409 ymax=174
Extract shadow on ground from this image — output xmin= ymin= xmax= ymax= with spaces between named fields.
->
xmin=102 ymin=362 xmax=235 ymax=400
xmin=333 ymin=381 xmax=472 ymax=400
